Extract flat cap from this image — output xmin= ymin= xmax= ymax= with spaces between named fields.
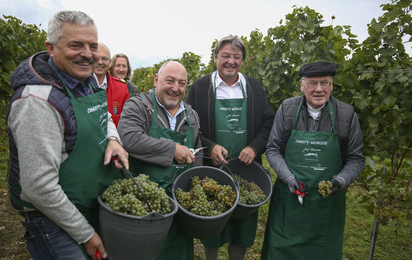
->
xmin=299 ymin=61 xmax=336 ymax=77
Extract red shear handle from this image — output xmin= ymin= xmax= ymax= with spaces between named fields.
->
xmin=96 ymin=250 xmax=102 ymax=260
xmin=296 ymin=183 xmax=306 ymax=197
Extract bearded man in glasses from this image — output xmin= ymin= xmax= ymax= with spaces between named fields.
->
xmin=261 ymin=61 xmax=365 ymax=260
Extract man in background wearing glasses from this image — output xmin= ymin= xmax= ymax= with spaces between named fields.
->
xmin=261 ymin=61 xmax=365 ymax=259
xmin=94 ymin=43 xmax=130 ymax=127
xmin=186 ymin=36 xmax=274 ymax=260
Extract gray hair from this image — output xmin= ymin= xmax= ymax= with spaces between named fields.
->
xmin=47 ymin=10 xmax=97 ymax=45
xmin=214 ymin=35 xmax=246 ymax=61
xmin=109 ymin=53 xmax=132 ymax=80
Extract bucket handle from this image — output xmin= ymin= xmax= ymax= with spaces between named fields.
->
xmin=117 ymin=158 xmax=154 ymax=213
xmin=171 ymin=156 xmax=238 ymax=193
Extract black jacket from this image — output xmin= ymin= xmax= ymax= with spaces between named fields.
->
xmin=186 ymin=73 xmax=274 ymax=164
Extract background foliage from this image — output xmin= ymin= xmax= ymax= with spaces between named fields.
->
xmin=0 ymin=15 xmax=46 ymax=154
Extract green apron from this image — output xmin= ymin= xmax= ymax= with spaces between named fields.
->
xmin=57 ymin=81 xmax=115 ymax=233
xmin=52 ymin=64 xmax=116 ymax=259
xmin=129 ymin=91 xmax=195 ymax=260
xmin=201 ymin=73 xmax=258 ymax=249
xmin=129 ymin=91 xmax=195 ymax=188
xmin=214 ymin=73 xmax=247 ymax=156
xmin=261 ymin=101 xmax=346 ymax=260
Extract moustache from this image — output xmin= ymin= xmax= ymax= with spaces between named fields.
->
xmin=73 ymin=57 xmax=95 ymax=64
xmin=166 ymin=89 xmax=181 ymax=96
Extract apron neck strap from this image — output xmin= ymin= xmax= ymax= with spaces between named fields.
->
xmin=151 ymin=90 xmax=191 ymax=128
xmin=151 ymin=90 xmax=159 ymax=125
xmin=213 ymin=72 xmax=246 ymax=99
xmin=48 ymin=59 xmax=74 ymax=99
xmin=327 ymin=100 xmax=336 ymax=131
xmin=47 ymin=59 xmax=98 ymax=99
xmin=293 ymin=99 xmax=336 ymax=131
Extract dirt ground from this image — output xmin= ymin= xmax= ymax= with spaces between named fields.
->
xmin=0 ymin=182 xmax=32 ymax=260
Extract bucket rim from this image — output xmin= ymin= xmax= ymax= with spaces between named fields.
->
xmin=220 ymin=158 xmax=273 ymax=208
xmin=171 ymin=166 xmax=240 ymax=220
xmin=97 ymin=194 xmax=178 ymax=220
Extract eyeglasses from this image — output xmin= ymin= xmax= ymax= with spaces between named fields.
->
xmin=303 ymin=79 xmax=332 ymax=89
xmin=218 ymin=52 xmax=242 ymax=61
xmin=99 ymin=57 xmax=110 ymax=62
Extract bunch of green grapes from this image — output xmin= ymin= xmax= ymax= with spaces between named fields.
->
xmin=376 ymin=209 xmax=390 ymax=225
xmin=317 ymin=180 xmax=333 ymax=198
xmin=102 ymin=174 xmax=171 ymax=216
xmin=234 ymin=174 xmax=266 ymax=205
xmin=175 ymin=176 xmax=237 ymax=216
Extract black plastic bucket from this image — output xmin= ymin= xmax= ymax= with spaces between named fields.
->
xmin=171 ymin=166 xmax=240 ymax=239
xmin=98 ymin=195 xmax=178 ymax=260
xmin=219 ymin=158 xmax=273 ymax=220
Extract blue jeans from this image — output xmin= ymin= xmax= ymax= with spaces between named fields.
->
xmin=21 ymin=213 xmax=88 ymax=260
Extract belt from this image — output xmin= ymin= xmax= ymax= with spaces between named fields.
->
xmin=19 ymin=210 xmax=45 ymax=219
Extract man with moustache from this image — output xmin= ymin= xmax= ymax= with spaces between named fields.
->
xmin=186 ymin=35 xmax=274 ymax=260
xmin=261 ymin=61 xmax=365 ymax=260
xmin=109 ymin=53 xmax=140 ymax=97
xmin=7 ymin=10 xmax=128 ymax=260
xmin=94 ymin=43 xmax=130 ymax=126
xmin=118 ymin=61 xmax=202 ymax=260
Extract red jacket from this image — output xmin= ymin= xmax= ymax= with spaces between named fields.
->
xmin=105 ymin=72 xmax=129 ymax=127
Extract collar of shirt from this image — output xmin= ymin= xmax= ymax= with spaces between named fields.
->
xmin=49 ymin=58 xmax=94 ymax=96
xmin=98 ymin=75 xmax=108 ymax=89
xmin=155 ymin=95 xmax=186 ymax=131
xmin=306 ymin=102 xmax=326 ymax=120
xmin=213 ymin=71 xmax=247 ymax=99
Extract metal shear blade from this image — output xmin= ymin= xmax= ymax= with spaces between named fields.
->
xmin=298 ymin=195 xmax=303 ymax=204
xmin=296 ymin=182 xmax=305 ymax=205
xmin=190 ymin=146 xmax=207 ymax=155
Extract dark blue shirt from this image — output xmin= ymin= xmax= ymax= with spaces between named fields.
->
xmin=49 ymin=58 xmax=96 ymax=97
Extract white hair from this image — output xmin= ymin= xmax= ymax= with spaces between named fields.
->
xmin=47 ymin=10 xmax=97 ymax=45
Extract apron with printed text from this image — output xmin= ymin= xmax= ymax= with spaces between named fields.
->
xmin=57 ymin=82 xmax=116 ymax=233
xmin=53 ymin=66 xmax=116 ymax=259
xmin=261 ymin=101 xmax=346 ymax=260
xmin=130 ymin=91 xmax=195 ymax=260
xmin=214 ymin=74 xmax=247 ymax=156
xmin=201 ymin=74 xmax=258 ymax=248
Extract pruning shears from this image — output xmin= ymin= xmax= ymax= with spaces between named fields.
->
xmin=190 ymin=146 xmax=207 ymax=155
xmin=96 ymin=250 xmax=102 ymax=260
xmin=296 ymin=182 xmax=306 ymax=205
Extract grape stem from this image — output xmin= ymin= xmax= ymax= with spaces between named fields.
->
xmin=117 ymin=158 xmax=153 ymax=213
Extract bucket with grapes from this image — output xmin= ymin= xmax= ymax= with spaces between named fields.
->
xmin=219 ymin=158 xmax=273 ymax=220
xmin=98 ymin=173 xmax=178 ymax=260
xmin=171 ymin=165 xmax=240 ymax=239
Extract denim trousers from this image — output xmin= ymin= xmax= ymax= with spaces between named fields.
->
xmin=21 ymin=213 xmax=88 ymax=260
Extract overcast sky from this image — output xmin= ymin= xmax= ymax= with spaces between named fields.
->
xmin=3 ymin=0 xmax=406 ymax=71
